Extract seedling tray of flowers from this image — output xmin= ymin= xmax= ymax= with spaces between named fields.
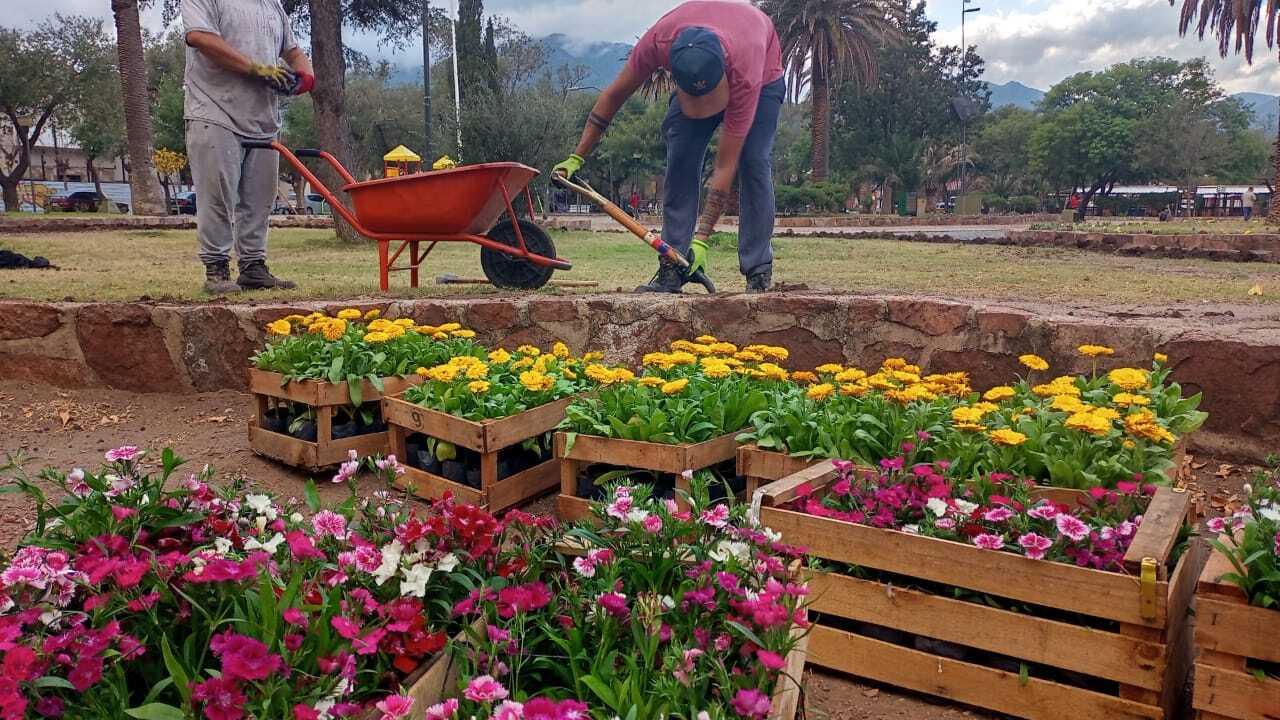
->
xmin=757 ymin=460 xmax=1207 ymax=720
xmin=553 ymin=431 xmax=740 ymax=522
xmin=384 ymin=393 xmax=573 ymax=511
xmin=248 ymin=369 xmax=421 ymax=470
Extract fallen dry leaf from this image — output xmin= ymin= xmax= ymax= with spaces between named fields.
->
xmin=861 ymin=689 xmax=879 ymax=699
xmin=1248 ymin=284 xmax=1264 ymax=296
xmin=1216 ymin=464 xmax=1235 ymax=478
xmin=58 ymin=409 xmax=71 ymax=427
xmin=1192 ymin=461 xmax=1206 ymax=470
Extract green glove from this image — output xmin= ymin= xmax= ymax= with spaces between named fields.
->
xmin=248 ymin=62 xmax=296 ymax=94
xmin=687 ymin=237 xmax=709 ymax=278
xmin=552 ymin=153 xmax=584 ymax=179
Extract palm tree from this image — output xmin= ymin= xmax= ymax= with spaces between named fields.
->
xmin=918 ymin=142 xmax=973 ymax=210
xmin=110 ymin=0 xmax=167 ymax=215
xmin=1173 ymin=0 xmax=1280 ymax=223
xmin=760 ymin=0 xmax=898 ymax=181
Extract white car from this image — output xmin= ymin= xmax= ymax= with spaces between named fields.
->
xmin=304 ymin=193 xmax=330 ymax=216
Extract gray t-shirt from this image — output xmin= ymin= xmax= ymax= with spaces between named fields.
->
xmin=182 ymin=0 xmax=298 ymax=139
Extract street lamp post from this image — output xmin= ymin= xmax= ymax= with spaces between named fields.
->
xmin=422 ymin=0 xmax=431 ymax=159
xmin=960 ymin=0 xmax=980 ymax=204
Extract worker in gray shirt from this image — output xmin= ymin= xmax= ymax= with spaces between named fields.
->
xmin=183 ymin=0 xmax=314 ymax=294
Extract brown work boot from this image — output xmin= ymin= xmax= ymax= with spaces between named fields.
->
xmin=237 ymin=260 xmax=297 ymax=290
xmin=745 ymin=266 xmax=773 ymax=294
xmin=203 ymin=261 xmax=241 ymax=295
xmin=636 ymin=260 xmax=684 ymax=294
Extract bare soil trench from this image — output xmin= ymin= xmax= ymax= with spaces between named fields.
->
xmin=0 ymin=381 xmax=1253 ymax=719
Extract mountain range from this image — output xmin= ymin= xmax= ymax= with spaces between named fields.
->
xmin=986 ymin=80 xmax=1278 ymax=129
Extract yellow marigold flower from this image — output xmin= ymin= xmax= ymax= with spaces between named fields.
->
xmin=668 ymin=351 xmax=697 ymax=366
xmin=415 ymin=366 xmax=429 ymax=377
xmin=465 ymin=363 xmax=489 ymax=380
xmin=882 ymin=357 xmax=909 ymax=371
xmin=583 ymin=351 xmax=604 ymax=361
xmin=955 ymin=421 xmax=984 ymax=432
xmin=835 ymin=368 xmax=867 ymax=383
xmin=643 ymin=352 xmax=674 ymax=369
xmin=661 ymin=378 xmax=689 ymax=395
xmin=1065 ymin=411 xmax=1112 ymax=436
xmin=1090 ymin=407 xmax=1121 ymax=422
xmin=989 ymin=428 xmax=1028 ymax=446
xmin=611 ymin=368 xmax=635 ymax=383
xmin=867 ymin=373 xmax=897 ymax=391
xmin=1123 ymin=439 xmax=1136 ymax=449
xmin=321 ymin=319 xmax=346 ymax=341
xmin=266 ymin=319 xmax=292 ymax=336
xmin=432 ymin=332 xmax=449 ymax=341
xmin=746 ymin=344 xmax=789 ymax=361
xmin=519 ymin=370 xmax=555 ymax=392
xmin=552 ymin=341 xmax=571 ymax=359
xmin=703 ymin=363 xmax=732 ymax=379
xmin=806 ymin=383 xmax=836 ymax=401
xmin=413 ymin=325 xmax=438 ymax=335
xmin=888 ymin=385 xmax=937 ymax=404
xmin=952 ymin=407 xmax=986 ymax=424
xmin=488 ymin=348 xmax=512 ymax=364
xmin=283 ymin=314 xmax=306 ymax=324
xmin=337 ymin=308 xmax=362 ymax=320
xmin=392 ymin=318 xmax=415 ymax=328
xmin=695 ymin=335 xmax=718 ymax=344
xmin=363 ymin=309 xmax=381 ymax=321
xmin=1051 ymin=394 xmax=1086 ymax=414
xmin=815 ymin=363 xmax=845 ymax=375
xmin=383 ymin=325 xmax=406 ymax=339
xmin=1112 ymin=392 xmax=1151 ymax=408
xmin=734 ymin=350 xmax=765 ymax=363
xmin=709 ymin=342 xmax=738 ymax=356
xmin=1019 ymin=354 xmax=1049 ymax=372
xmin=1124 ymin=409 xmax=1176 ymax=444
xmin=451 ymin=329 xmax=476 ymax=339
xmin=368 ymin=318 xmax=393 ymax=332
xmin=840 ymin=382 xmax=869 ymax=397
xmin=511 ymin=357 xmax=535 ymax=369
xmin=972 ymin=402 xmax=999 ymax=415
xmin=437 ymin=323 xmax=462 ymax=333
xmin=517 ymin=345 xmax=541 ymax=357
xmin=1154 ymin=352 xmax=1168 ymax=364
xmin=1078 ymin=344 xmax=1115 ymax=358
xmin=638 ymin=376 xmax=665 ymax=387
xmin=428 ymin=364 xmax=460 ymax=382
xmin=363 ymin=331 xmax=390 ymax=343
xmin=448 ymin=355 xmax=482 ymax=367
xmin=585 ymin=364 xmax=614 ymax=383
xmin=983 ymin=386 xmax=1016 ymax=402
xmin=467 ymin=380 xmax=490 ymax=394
xmin=1107 ymin=368 xmax=1149 ymax=391
xmin=891 ymin=370 xmax=922 ymax=385
xmin=720 ymin=357 xmax=743 ymax=367
xmin=1034 ymin=380 xmax=1079 ymax=398
xmin=757 ymin=363 xmax=789 ymax=382
xmin=792 ymin=371 xmax=818 ymax=384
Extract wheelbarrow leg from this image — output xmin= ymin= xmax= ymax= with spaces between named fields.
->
xmin=379 ymin=240 xmax=390 ymax=292
xmin=410 ymin=241 xmax=420 ymax=288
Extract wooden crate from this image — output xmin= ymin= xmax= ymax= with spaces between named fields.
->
xmin=384 ymin=394 xmax=572 ymax=512
xmin=554 ymin=431 xmax=739 ymax=522
xmin=358 ymin=618 xmax=482 ymax=720
xmin=248 ymin=369 xmax=419 ymax=471
xmin=757 ymin=462 xmax=1206 ymax=720
xmin=1192 ymin=541 xmax=1280 ymax=720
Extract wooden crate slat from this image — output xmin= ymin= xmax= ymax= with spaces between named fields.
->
xmin=249 ymin=425 xmax=318 ymax=468
xmin=1192 ymin=663 xmax=1280 ymax=720
xmin=808 ymin=625 xmax=1164 ymax=720
xmin=1122 ymin=487 xmax=1192 ymax=577
xmin=1196 ymin=596 xmax=1280 ymax=666
xmin=556 ymin=494 xmax=592 ymax=523
xmin=1198 ymin=535 xmax=1250 ymax=600
xmin=768 ymin=609 xmax=808 ymax=720
xmin=484 ymin=396 xmax=575 ymax=452
xmin=755 ymin=461 xmax=839 ymax=506
xmin=686 ymin=433 xmax=742 ymax=470
xmin=554 ymin=432 xmax=737 ymax=474
xmin=248 ymin=369 xmax=417 ymax=406
xmin=487 ymin=460 xmax=561 ymax=513
xmin=760 ymin=505 xmax=1167 ymax=627
xmin=394 ymin=465 xmax=486 ymax=506
xmin=806 ymin=570 xmax=1165 ymax=690
xmin=383 ymin=396 xmax=487 ymax=453
xmin=737 ymin=445 xmax=821 ymax=485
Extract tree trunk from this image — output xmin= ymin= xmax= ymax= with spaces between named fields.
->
xmin=1075 ymin=174 xmax=1111 ymax=223
xmin=1269 ymin=114 xmax=1280 ymax=225
xmin=309 ymin=0 xmax=361 ymax=242
xmin=810 ymin=59 xmax=830 ymax=182
xmin=0 ymin=180 xmax=18 ymax=213
xmin=111 ymin=0 xmax=167 ymax=216
xmin=87 ymin=157 xmax=106 ymax=210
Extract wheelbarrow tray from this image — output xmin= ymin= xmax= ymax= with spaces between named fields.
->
xmin=344 ymin=162 xmax=538 ymax=236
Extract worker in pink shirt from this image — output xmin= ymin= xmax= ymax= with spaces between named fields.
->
xmin=554 ymin=1 xmax=785 ymax=293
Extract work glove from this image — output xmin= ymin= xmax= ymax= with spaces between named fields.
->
xmin=248 ymin=63 xmax=296 ymax=94
xmin=288 ymin=70 xmax=315 ymax=95
xmin=552 ymin=153 xmax=584 ymax=179
xmin=687 ymin=237 xmax=709 ymax=279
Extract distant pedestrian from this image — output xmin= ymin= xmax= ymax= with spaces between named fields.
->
xmin=1243 ymin=186 xmax=1257 ymax=221
xmin=630 ymin=190 xmax=642 ymax=218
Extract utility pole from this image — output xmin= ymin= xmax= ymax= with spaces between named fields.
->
xmin=422 ymin=0 xmax=432 ymax=159
xmin=960 ymin=0 xmax=981 ymax=203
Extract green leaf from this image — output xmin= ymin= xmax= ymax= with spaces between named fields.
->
xmin=303 ymin=479 xmax=322 ymax=513
xmin=579 ymin=675 xmax=619 ymax=709
xmin=1018 ymin=663 xmax=1030 ymax=687
xmin=124 ymin=704 xmax=186 ymax=720
xmin=160 ymin=634 xmax=192 ymax=707
xmin=34 ymin=676 xmax=76 ymax=690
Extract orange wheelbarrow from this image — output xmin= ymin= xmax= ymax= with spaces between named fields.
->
xmin=245 ymin=141 xmax=571 ymax=290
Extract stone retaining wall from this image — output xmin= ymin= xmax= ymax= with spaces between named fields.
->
xmin=1006 ymin=230 xmax=1280 ymax=262
xmin=3 ymin=294 xmax=1277 ymax=462
xmin=0 ymin=215 xmax=334 ymax=234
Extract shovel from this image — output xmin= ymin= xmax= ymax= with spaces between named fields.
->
xmin=552 ymin=174 xmax=716 ymax=293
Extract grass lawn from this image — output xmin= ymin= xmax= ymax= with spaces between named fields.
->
xmin=1 ymin=227 xmax=1278 ymax=305
xmin=1031 ymin=218 xmax=1273 ymax=235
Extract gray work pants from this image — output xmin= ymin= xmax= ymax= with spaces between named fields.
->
xmin=186 ymin=121 xmax=278 ymax=269
xmin=661 ymin=77 xmax=786 ymax=277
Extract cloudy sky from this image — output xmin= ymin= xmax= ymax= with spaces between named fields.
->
xmin=10 ymin=0 xmax=1280 ymax=94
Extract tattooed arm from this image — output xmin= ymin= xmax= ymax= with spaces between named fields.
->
xmin=695 ymin=133 xmax=746 ymax=239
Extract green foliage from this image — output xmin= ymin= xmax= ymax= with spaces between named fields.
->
xmin=400 ymin=347 xmax=599 ymax=422
xmin=591 ymin=98 xmax=667 ymax=199
xmin=776 ymin=181 xmax=847 ymax=214
xmin=1210 ymin=460 xmax=1280 ymax=609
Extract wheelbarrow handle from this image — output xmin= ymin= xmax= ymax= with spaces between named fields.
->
xmin=552 ymin=173 xmax=690 ymax=269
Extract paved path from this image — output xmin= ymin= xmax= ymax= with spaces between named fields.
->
xmin=547 ymin=214 xmax=1027 ymax=240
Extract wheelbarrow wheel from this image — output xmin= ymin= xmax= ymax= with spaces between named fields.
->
xmin=480 ymin=220 xmax=557 ymax=290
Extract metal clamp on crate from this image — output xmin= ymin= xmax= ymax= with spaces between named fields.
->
xmin=1139 ymin=556 xmax=1158 ymax=620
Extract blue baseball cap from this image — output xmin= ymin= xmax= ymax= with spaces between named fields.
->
xmin=669 ymin=27 xmax=724 ymax=97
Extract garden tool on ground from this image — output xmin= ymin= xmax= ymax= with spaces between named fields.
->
xmin=551 ymin=174 xmax=716 ymax=293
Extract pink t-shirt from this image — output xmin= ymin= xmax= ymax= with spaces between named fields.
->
xmin=628 ymin=1 xmax=784 ymax=137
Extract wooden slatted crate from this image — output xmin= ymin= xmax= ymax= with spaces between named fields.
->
xmin=738 ymin=444 xmax=821 ymax=495
xmin=554 ymin=432 xmax=739 ymax=522
xmin=1192 ymin=541 xmax=1280 ymax=720
xmin=383 ymin=394 xmax=572 ymax=512
xmin=757 ymin=463 xmax=1205 ymax=720
xmin=248 ymin=369 xmax=419 ymax=471
xmin=358 ymin=618 xmax=481 ymax=720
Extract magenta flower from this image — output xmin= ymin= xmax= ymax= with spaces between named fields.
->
xmin=572 ymin=556 xmax=596 ymax=578
xmin=68 ymin=656 xmax=104 ymax=691
xmin=463 ymin=674 xmax=509 ymax=702
xmin=756 ymin=648 xmax=786 ymax=670
xmin=376 ymin=455 xmax=407 ymax=476
xmin=973 ymin=533 xmax=1005 ymax=551
xmin=597 ymin=591 xmax=630 ymax=620
xmin=605 ymin=493 xmax=633 ymax=521
xmin=423 ymin=699 xmax=459 ymax=720
xmin=700 ymin=504 xmax=730 ymax=529
xmin=375 ymin=695 xmax=414 ymax=720
xmin=982 ymin=507 xmax=1013 ymax=523
xmin=67 ymin=468 xmax=90 ymax=497
xmin=1017 ymin=532 xmax=1054 ymax=560
xmin=104 ymin=446 xmax=141 ymax=463
xmin=492 ymin=701 xmax=524 ymax=720
xmin=1027 ymin=502 xmax=1059 ymax=521
xmin=282 ymin=608 xmax=308 ymax=627
xmin=1206 ymin=516 xmax=1227 ymax=534
xmin=210 ymin=630 xmax=283 ymax=681
xmin=191 ymin=676 xmax=247 ymax=720
xmin=1055 ymin=514 xmax=1090 ymax=542
xmin=730 ymin=688 xmax=773 ymax=719
xmin=642 ymin=514 xmax=664 ymax=534
xmin=332 ymin=450 xmax=360 ymax=484
xmin=311 ymin=510 xmax=348 ymax=540
xmin=34 ymin=696 xmax=64 ymax=718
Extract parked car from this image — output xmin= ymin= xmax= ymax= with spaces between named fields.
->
xmin=49 ymin=191 xmax=129 ymax=213
xmin=170 ymin=191 xmax=196 ymax=215
xmin=271 ymin=197 xmax=297 ymax=215
xmin=304 ymin=193 xmax=330 ymax=215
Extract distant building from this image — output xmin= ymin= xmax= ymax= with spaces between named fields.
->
xmin=0 ymin=121 xmax=126 ymax=184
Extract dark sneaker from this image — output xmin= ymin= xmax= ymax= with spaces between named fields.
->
xmin=237 ymin=260 xmax=297 ymax=290
xmin=636 ymin=260 xmax=684 ymax=294
xmin=745 ymin=267 xmax=773 ymax=294
xmin=203 ymin=261 xmax=241 ymax=295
